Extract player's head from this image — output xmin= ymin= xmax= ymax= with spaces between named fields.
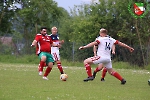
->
xmin=40 ymin=27 xmax=47 ymax=36
xmin=51 ymin=26 xmax=57 ymax=35
xmin=99 ymin=28 xmax=107 ymax=37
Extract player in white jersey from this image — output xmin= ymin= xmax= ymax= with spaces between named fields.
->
xmin=92 ymin=36 xmax=116 ymax=81
xmin=79 ymin=28 xmax=134 ymax=84
xmin=50 ymin=27 xmax=65 ymax=74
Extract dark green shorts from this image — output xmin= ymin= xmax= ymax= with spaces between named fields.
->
xmin=38 ymin=52 xmax=54 ymax=64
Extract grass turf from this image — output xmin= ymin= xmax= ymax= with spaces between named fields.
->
xmin=0 ymin=63 xmax=150 ymax=100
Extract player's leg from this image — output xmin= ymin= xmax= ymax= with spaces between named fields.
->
xmin=38 ymin=52 xmax=47 ymax=75
xmin=93 ymin=63 xmax=103 ymax=78
xmin=56 ymin=60 xmax=64 ymax=74
xmin=52 ymin=52 xmax=64 ymax=74
xmin=106 ymin=62 xmax=126 ymax=84
xmin=83 ymin=57 xmax=94 ymax=82
xmin=38 ymin=61 xmax=47 ymax=72
xmin=101 ymin=67 xmax=107 ymax=81
xmin=83 ymin=56 xmax=101 ymax=82
xmin=43 ymin=62 xmax=53 ymax=80
xmin=43 ymin=53 xmax=54 ymax=80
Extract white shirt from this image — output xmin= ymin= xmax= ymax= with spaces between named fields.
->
xmin=96 ymin=36 xmax=118 ymax=59
xmin=51 ymin=41 xmax=60 ymax=53
xmin=49 ymin=34 xmax=60 ymax=53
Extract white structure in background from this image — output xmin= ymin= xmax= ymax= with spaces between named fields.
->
xmin=2 ymin=0 xmax=24 ymax=54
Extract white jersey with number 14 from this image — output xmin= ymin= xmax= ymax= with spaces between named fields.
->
xmin=96 ymin=36 xmax=118 ymax=59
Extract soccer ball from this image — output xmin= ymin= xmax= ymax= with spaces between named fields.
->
xmin=148 ymin=79 xmax=150 ymax=86
xmin=60 ymin=74 xmax=68 ymax=81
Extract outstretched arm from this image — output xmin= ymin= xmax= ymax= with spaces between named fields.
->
xmin=118 ymin=41 xmax=134 ymax=52
xmin=79 ymin=41 xmax=98 ymax=50
xmin=31 ymin=40 xmax=37 ymax=47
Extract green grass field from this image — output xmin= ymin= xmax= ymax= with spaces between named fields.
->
xmin=0 ymin=62 xmax=150 ymax=100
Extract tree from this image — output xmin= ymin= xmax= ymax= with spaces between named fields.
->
xmin=12 ymin=0 xmax=63 ymax=54
xmin=0 ymin=0 xmax=15 ymax=35
xmin=58 ymin=0 xmax=150 ymax=66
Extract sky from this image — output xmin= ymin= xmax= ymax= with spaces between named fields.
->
xmin=4 ymin=0 xmax=97 ymax=12
xmin=54 ymin=0 xmax=97 ymax=12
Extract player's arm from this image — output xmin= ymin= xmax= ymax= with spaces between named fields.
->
xmin=31 ymin=40 xmax=37 ymax=47
xmin=117 ymin=41 xmax=134 ymax=52
xmin=112 ymin=44 xmax=115 ymax=55
xmin=93 ymin=45 xmax=98 ymax=56
xmin=79 ymin=41 xmax=98 ymax=49
xmin=59 ymin=40 xmax=64 ymax=45
xmin=51 ymin=42 xmax=61 ymax=48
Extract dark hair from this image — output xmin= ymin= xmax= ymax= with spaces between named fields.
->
xmin=40 ymin=27 xmax=47 ymax=31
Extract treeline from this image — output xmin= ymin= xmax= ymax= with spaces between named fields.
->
xmin=0 ymin=0 xmax=150 ymax=67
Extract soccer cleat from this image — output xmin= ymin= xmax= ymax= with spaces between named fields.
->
xmin=121 ymin=79 xmax=126 ymax=85
xmin=83 ymin=76 xmax=94 ymax=82
xmin=39 ymin=71 xmax=43 ymax=76
xmin=101 ymin=78 xmax=105 ymax=81
xmin=43 ymin=76 xmax=48 ymax=80
xmin=92 ymin=71 xmax=97 ymax=78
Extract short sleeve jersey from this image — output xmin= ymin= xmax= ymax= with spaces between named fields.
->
xmin=96 ymin=36 xmax=118 ymax=58
xmin=49 ymin=34 xmax=60 ymax=53
xmin=34 ymin=34 xmax=53 ymax=55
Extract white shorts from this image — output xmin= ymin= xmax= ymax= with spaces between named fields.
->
xmin=91 ymin=56 xmax=112 ymax=69
xmin=51 ymin=52 xmax=60 ymax=61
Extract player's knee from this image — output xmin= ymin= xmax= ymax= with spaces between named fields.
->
xmin=103 ymin=68 xmax=107 ymax=72
xmin=47 ymin=62 xmax=53 ymax=68
xmin=56 ymin=60 xmax=61 ymax=64
xmin=41 ymin=56 xmax=46 ymax=61
xmin=107 ymin=69 xmax=113 ymax=75
xmin=110 ymin=71 xmax=116 ymax=75
xmin=83 ymin=60 xmax=88 ymax=65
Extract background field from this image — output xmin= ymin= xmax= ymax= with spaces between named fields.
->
xmin=0 ymin=62 xmax=150 ymax=100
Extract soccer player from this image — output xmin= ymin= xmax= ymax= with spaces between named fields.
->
xmin=49 ymin=26 xmax=65 ymax=74
xmin=93 ymin=41 xmax=116 ymax=81
xmin=31 ymin=27 xmax=60 ymax=80
xmin=79 ymin=28 xmax=134 ymax=84
xmin=37 ymin=27 xmax=65 ymax=74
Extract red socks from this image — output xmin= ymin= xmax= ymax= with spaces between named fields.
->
xmin=44 ymin=67 xmax=52 ymax=77
xmin=38 ymin=62 xmax=47 ymax=71
xmin=94 ymin=67 xmax=101 ymax=73
xmin=101 ymin=67 xmax=107 ymax=78
xmin=111 ymin=71 xmax=123 ymax=81
xmin=39 ymin=61 xmax=45 ymax=72
xmin=57 ymin=62 xmax=64 ymax=74
xmin=85 ymin=64 xmax=92 ymax=77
